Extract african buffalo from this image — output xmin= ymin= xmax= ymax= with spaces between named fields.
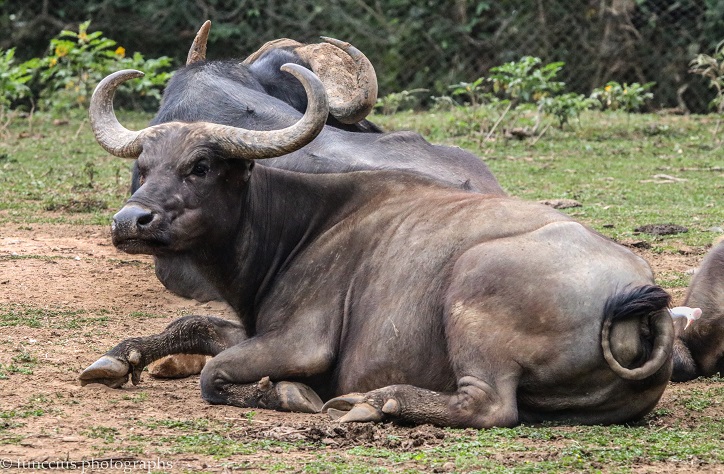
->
xmin=135 ymin=22 xmax=504 ymax=302
xmin=142 ymin=21 xmax=502 ymax=193
xmin=672 ymin=239 xmax=724 ymax=381
xmin=80 ymin=64 xmax=674 ymax=428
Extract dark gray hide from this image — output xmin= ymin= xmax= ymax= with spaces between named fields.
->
xmin=672 ymin=241 xmax=724 ymax=381
xmin=137 ymin=49 xmax=503 ymax=302
xmin=146 ymin=53 xmax=502 ymax=192
xmin=81 ymin=66 xmax=674 ymax=428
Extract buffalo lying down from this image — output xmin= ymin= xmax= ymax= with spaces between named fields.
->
xmin=145 ymin=21 xmax=502 ymax=193
xmin=672 ymin=240 xmax=724 ymax=381
xmin=81 ymin=65 xmax=674 ymax=428
xmin=136 ymin=22 xmax=504 ymax=303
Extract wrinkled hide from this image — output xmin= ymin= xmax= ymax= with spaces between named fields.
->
xmin=133 ymin=39 xmax=503 ymax=303
xmin=82 ymin=51 xmax=673 ymax=429
xmin=83 ymin=138 xmax=673 ymax=427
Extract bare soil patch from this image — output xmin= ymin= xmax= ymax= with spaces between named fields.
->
xmin=0 ymin=223 xmax=720 ymax=472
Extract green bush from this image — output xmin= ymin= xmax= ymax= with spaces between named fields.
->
xmin=447 ymin=57 xmax=598 ymax=133
xmin=539 ymin=93 xmax=599 ymax=128
xmin=0 ymin=48 xmax=38 ymax=111
xmin=689 ymin=40 xmax=724 ymax=114
xmin=36 ymin=21 xmax=173 ymax=112
xmin=488 ymin=56 xmax=565 ymax=104
xmin=590 ymin=81 xmax=655 ymax=112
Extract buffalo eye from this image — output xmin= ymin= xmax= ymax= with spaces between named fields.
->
xmin=191 ymin=160 xmax=210 ymax=177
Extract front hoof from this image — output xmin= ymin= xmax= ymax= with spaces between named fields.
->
xmin=275 ymin=381 xmax=324 ymax=413
xmin=79 ymin=356 xmax=130 ymax=388
xmin=322 ymin=394 xmax=386 ymax=423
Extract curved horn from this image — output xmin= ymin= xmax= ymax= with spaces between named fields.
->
xmin=186 ymin=20 xmax=211 ymax=65
xmin=204 ymin=63 xmax=329 ymax=160
xmin=90 ymin=64 xmax=327 ymax=161
xmin=89 ymin=69 xmax=147 ymax=158
xmin=242 ymin=38 xmax=304 ymax=65
xmin=244 ymin=37 xmax=378 ymax=124
xmin=314 ymin=37 xmax=378 ymax=124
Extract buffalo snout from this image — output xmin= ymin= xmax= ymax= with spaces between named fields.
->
xmin=111 ymin=205 xmax=162 ymax=252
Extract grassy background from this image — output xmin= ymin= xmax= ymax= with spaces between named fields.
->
xmin=375 ymin=110 xmax=723 ymax=249
xmin=1 ymin=110 xmax=721 ymax=246
xmin=0 ymin=110 xmax=723 ymax=472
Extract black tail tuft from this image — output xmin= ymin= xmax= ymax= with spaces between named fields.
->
xmin=601 ymin=284 xmax=673 ymax=381
xmin=605 ymin=285 xmax=671 ymax=322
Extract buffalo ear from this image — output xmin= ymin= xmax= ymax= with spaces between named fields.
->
xmin=241 ymin=160 xmax=254 ymax=182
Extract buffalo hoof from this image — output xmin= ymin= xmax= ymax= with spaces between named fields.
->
xmin=274 ymin=380 xmax=324 ymax=413
xmin=79 ymin=355 xmax=130 ymax=388
xmin=323 ymin=393 xmax=398 ymax=423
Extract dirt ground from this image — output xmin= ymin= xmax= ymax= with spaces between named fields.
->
xmin=0 ymin=222 xmax=720 ymax=472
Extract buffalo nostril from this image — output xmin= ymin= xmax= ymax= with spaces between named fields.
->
xmin=137 ymin=212 xmax=154 ymax=227
xmin=113 ymin=205 xmax=155 ymax=232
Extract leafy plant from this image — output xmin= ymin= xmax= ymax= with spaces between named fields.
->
xmin=488 ymin=56 xmax=565 ymax=104
xmin=539 ymin=93 xmax=599 ymax=128
xmin=689 ymin=39 xmax=724 ymax=139
xmin=374 ymin=88 xmax=428 ymax=115
xmin=689 ymin=40 xmax=724 ymax=113
xmin=590 ymin=81 xmax=655 ymax=112
xmin=0 ymin=48 xmax=38 ymax=110
xmin=449 ymin=77 xmax=487 ymax=106
xmin=37 ymin=20 xmax=172 ymax=112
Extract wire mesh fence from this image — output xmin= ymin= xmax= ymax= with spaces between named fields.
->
xmin=342 ymin=0 xmax=722 ymax=113
xmin=3 ymin=0 xmax=723 ymax=112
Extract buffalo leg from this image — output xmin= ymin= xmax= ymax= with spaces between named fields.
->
xmin=322 ymin=374 xmax=520 ymax=428
xmin=79 ymin=315 xmax=246 ymax=387
xmin=199 ymin=333 xmax=331 ymax=413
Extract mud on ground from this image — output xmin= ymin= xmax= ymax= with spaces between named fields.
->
xmin=0 ymin=223 xmax=720 ymax=472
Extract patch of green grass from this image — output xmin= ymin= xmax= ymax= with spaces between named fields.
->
xmin=11 ymin=350 xmax=36 ymax=366
xmin=85 ymin=426 xmax=119 ymax=444
xmin=0 ymin=254 xmax=70 ymax=262
xmin=128 ymin=311 xmax=167 ymax=320
xmin=141 ymin=418 xmax=313 ymax=460
xmin=0 ymin=303 xmax=108 ymax=329
xmin=122 ymin=392 xmax=148 ymax=403
xmin=0 ymin=434 xmax=25 ymax=445
xmin=0 ymin=395 xmax=50 ymax=430
xmin=91 ymin=403 xmax=724 ymax=473
xmin=44 ymin=197 xmax=108 ymax=213
xmin=0 ymin=111 xmax=142 ymax=227
xmin=308 ymin=420 xmax=724 ymax=473
xmin=676 ymin=386 xmax=724 ymax=412
xmin=265 ymin=402 xmax=724 ymax=473
xmin=142 ymin=418 xmax=211 ymax=431
xmin=0 ymin=364 xmax=31 ymax=376
xmin=0 ymin=408 xmax=44 ymax=421
xmin=656 ymin=271 xmax=694 ymax=289
xmin=375 ymin=110 xmax=723 ymax=249
xmin=0 ymin=350 xmax=38 ymax=378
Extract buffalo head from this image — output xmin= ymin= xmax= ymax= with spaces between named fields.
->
xmin=89 ymin=64 xmax=328 ymax=254
xmin=186 ymin=20 xmax=377 ymax=125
